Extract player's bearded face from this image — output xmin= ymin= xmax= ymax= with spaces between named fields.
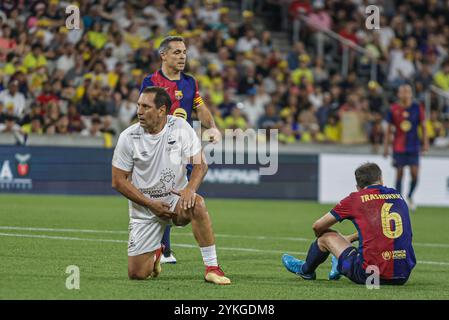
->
xmin=163 ymin=42 xmax=187 ymax=72
xmin=137 ymin=93 xmax=166 ymax=132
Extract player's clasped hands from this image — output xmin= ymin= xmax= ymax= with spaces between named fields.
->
xmin=149 ymin=200 xmax=176 ymax=220
xmin=171 ymin=188 xmax=196 ymax=210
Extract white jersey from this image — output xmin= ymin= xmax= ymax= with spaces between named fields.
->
xmin=112 ymin=116 xmax=201 ymax=221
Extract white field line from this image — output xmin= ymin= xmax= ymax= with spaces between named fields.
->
xmin=0 ymin=226 xmax=448 ymax=248
xmin=0 ymin=232 xmax=306 ymax=255
xmin=1 ymin=231 xmax=449 ymax=267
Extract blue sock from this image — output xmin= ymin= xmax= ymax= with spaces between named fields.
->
xmin=408 ymin=179 xmax=417 ymax=199
xmin=301 ymin=240 xmax=330 ymax=274
xmin=162 ymin=225 xmax=171 ymax=256
xmin=396 ymin=179 xmax=402 ymax=194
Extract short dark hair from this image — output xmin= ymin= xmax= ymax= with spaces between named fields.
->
xmin=354 ymin=162 xmax=382 ymax=189
xmin=141 ymin=87 xmax=172 ymax=115
xmin=158 ymin=36 xmax=185 ymax=55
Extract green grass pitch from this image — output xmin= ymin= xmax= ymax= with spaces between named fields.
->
xmin=1 ymin=194 xmax=449 ymax=300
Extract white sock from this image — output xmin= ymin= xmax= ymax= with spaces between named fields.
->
xmin=200 ymin=245 xmax=218 ymax=267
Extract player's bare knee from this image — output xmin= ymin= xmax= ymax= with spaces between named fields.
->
xmin=128 ymin=270 xmax=149 ymax=280
xmin=128 ymin=265 xmax=152 ymax=280
xmin=173 ymin=215 xmax=190 ymax=226
xmin=316 ymin=235 xmax=327 ymax=249
xmin=317 ymin=232 xmax=335 ymax=249
xmin=192 ymin=195 xmax=208 ymax=218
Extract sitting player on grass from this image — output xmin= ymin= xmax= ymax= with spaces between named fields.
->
xmin=282 ymin=162 xmax=416 ymax=285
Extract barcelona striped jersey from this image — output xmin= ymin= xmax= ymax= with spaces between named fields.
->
xmin=331 ymin=185 xmax=416 ymax=280
xmin=140 ymin=70 xmax=204 ymax=125
xmin=386 ymin=102 xmax=425 ymax=153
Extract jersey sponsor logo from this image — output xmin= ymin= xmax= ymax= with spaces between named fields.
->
xmin=174 ymin=90 xmax=183 ymax=100
xmin=139 ymin=168 xmax=176 ymax=198
xmin=382 ymin=250 xmax=407 ymax=260
xmin=130 ymin=132 xmax=141 ymax=140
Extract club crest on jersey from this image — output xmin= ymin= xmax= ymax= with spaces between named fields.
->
xmin=400 ymin=120 xmax=411 ymax=132
xmin=175 ymin=90 xmax=183 ymax=100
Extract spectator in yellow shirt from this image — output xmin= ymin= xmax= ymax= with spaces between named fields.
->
xmin=433 ymin=60 xmax=449 ymax=91
xmin=87 ymin=22 xmax=108 ymax=50
xmin=21 ymin=116 xmax=44 ymax=135
xmin=324 ymin=115 xmax=341 ymax=143
xmin=224 ymin=106 xmax=248 ymax=130
xmin=210 ymin=78 xmax=225 ymax=106
xmin=424 ymin=110 xmax=445 ymax=144
xmin=23 ymin=44 xmax=47 ymax=70
xmin=291 ymin=54 xmax=314 ymax=86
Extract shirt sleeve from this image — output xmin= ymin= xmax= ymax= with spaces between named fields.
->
xmin=193 ymin=79 xmax=204 ymax=110
xmin=139 ymin=75 xmax=154 ymax=94
xmin=180 ymin=119 xmax=202 ymax=158
xmin=330 ymin=194 xmax=353 ymax=222
xmin=112 ymin=132 xmax=134 ymax=172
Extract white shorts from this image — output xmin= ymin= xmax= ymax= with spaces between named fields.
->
xmin=127 ymin=197 xmax=179 ymax=256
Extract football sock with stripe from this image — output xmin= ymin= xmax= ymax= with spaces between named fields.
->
xmin=301 ymin=240 xmax=330 ymax=274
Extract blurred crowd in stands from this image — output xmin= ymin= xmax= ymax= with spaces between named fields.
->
xmin=1 ymin=0 xmax=449 ymax=150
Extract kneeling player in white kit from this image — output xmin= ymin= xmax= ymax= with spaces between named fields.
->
xmin=112 ymin=86 xmax=231 ymax=285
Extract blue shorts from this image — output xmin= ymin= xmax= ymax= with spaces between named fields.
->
xmin=337 ymin=247 xmax=368 ymax=285
xmin=337 ymin=247 xmax=409 ymax=285
xmin=393 ymin=152 xmax=419 ymax=168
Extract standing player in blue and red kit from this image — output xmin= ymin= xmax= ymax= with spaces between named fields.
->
xmin=282 ymin=162 xmax=416 ymax=285
xmin=383 ymin=84 xmax=429 ymax=211
xmin=140 ymin=36 xmax=221 ymax=264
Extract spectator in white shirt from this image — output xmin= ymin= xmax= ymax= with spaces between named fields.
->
xmin=81 ymin=116 xmax=103 ymax=137
xmin=118 ymin=88 xmax=138 ymax=130
xmin=0 ymin=80 xmax=26 ymax=117
xmin=56 ymin=44 xmax=75 ymax=72
xmin=236 ymin=29 xmax=260 ymax=53
xmin=198 ymin=0 xmax=220 ymax=26
xmin=388 ymin=48 xmax=416 ymax=86
xmin=241 ymin=87 xmax=270 ymax=127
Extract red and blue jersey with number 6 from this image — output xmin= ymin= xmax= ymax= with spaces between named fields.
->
xmin=330 ymin=185 xmax=416 ymax=280
xmin=140 ymin=70 xmax=204 ymax=125
xmin=386 ymin=102 xmax=425 ymax=153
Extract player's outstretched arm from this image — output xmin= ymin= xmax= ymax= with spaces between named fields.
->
xmin=112 ymin=166 xmax=175 ymax=219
